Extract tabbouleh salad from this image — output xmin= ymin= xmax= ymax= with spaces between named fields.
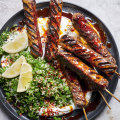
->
xmin=0 ymin=28 xmax=72 ymax=119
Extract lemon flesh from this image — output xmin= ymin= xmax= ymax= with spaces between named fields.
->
xmin=17 ymin=62 xmax=32 ymax=92
xmin=2 ymin=30 xmax=28 ymax=53
xmin=2 ymin=55 xmax=26 ymax=78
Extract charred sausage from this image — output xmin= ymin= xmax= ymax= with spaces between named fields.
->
xmin=72 ymin=13 xmax=116 ymax=64
xmin=57 ymin=47 xmax=108 ymax=91
xmin=63 ymin=67 xmax=87 ymax=107
xmin=22 ymin=0 xmax=43 ymax=57
xmin=45 ymin=0 xmax=63 ymax=61
xmin=60 ymin=35 xmax=117 ymax=78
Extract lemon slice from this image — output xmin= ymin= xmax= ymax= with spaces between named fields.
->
xmin=17 ymin=62 xmax=32 ymax=92
xmin=2 ymin=55 xmax=26 ymax=78
xmin=2 ymin=30 xmax=28 ymax=53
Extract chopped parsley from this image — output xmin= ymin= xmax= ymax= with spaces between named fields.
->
xmin=53 ymin=117 xmax=62 ymax=120
xmin=0 ymin=32 xmax=72 ymax=119
xmin=0 ymin=28 xmax=10 ymax=46
xmin=0 ymin=28 xmax=11 ymax=55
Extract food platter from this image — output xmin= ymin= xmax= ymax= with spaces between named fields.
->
xmin=0 ymin=2 xmax=119 ymax=120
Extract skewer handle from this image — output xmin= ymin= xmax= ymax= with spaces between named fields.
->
xmin=99 ymin=91 xmax=111 ymax=110
xmin=115 ymin=71 xmax=120 ymax=78
xmin=83 ymin=107 xmax=88 ymax=120
xmin=105 ymin=89 xmax=120 ymax=102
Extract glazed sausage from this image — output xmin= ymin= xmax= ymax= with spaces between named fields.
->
xmin=72 ymin=13 xmax=116 ymax=64
xmin=60 ymin=35 xmax=117 ymax=78
xmin=45 ymin=0 xmax=63 ymax=61
xmin=22 ymin=0 xmax=43 ymax=57
xmin=63 ymin=67 xmax=87 ymax=107
xmin=57 ymin=47 xmax=108 ymax=91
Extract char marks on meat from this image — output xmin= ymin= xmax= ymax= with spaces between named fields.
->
xmin=45 ymin=0 xmax=63 ymax=61
xmin=22 ymin=0 xmax=43 ymax=57
xmin=60 ymin=35 xmax=117 ymax=78
xmin=44 ymin=0 xmax=89 ymax=107
xmin=72 ymin=13 xmax=116 ymax=64
xmin=63 ymin=68 xmax=87 ymax=107
xmin=58 ymin=47 xmax=108 ymax=91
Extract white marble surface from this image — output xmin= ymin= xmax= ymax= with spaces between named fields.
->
xmin=0 ymin=0 xmax=120 ymax=120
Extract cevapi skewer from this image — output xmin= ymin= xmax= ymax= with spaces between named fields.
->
xmin=72 ymin=13 xmax=116 ymax=64
xmin=63 ymin=67 xmax=88 ymax=120
xmin=57 ymin=48 xmax=120 ymax=102
xmin=60 ymin=35 xmax=117 ymax=78
xmin=44 ymin=0 xmax=63 ymax=70
xmin=60 ymin=36 xmax=117 ymax=108
xmin=53 ymin=59 xmax=89 ymax=120
xmin=63 ymin=67 xmax=87 ymax=106
xmin=64 ymin=64 xmax=111 ymax=110
xmin=45 ymin=1 xmax=88 ymax=119
xmin=22 ymin=0 xmax=43 ymax=57
xmin=63 ymin=66 xmax=111 ymax=116
xmin=58 ymin=47 xmax=108 ymax=90
xmin=45 ymin=0 xmax=63 ymax=61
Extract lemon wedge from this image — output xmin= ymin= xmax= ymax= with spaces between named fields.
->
xmin=2 ymin=55 xmax=26 ymax=78
xmin=2 ymin=30 xmax=28 ymax=53
xmin=17 ymin=62 xmax=32 ymax=92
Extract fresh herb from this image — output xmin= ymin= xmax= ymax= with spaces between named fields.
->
xmin=0 ymin=28 xmax=11 ymax=55
xmin=53 ymin=117 xmax=62 ymax=120
xmin=0 ymin=27 xmax=73 ymax=119
xmin=12 ymin=24 xmax=18 ymax=28
xmin=0 ymin=49 xmax=72 ymax=119
xmin=0 ymin=28 xmax=10 ymax=46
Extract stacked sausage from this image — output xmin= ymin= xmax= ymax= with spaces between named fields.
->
xmin=22 ymin=0 xmax=117 ymax=110
xmin=45 ymin=0 xmax=63 ymax=61
xmin=59 ymin=35 xmax=117 ymax=78
xmin=22 ymin=0 xmax=43 ymax=57
xmin=57 ymin=12 xmax=117 ymax=108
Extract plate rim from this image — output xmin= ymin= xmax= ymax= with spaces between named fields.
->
xmin=0 ymin=1 xmax=120 ymax=120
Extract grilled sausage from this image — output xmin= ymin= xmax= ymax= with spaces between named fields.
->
xmin=22 ymin=0 xmax=43 ymax=57
xmin=45 ymin=0 xmax=63 ymax=61
xmin=54 ymin=58 xmax=87 ymax=107
xmin=57 ymin=47 xmax=108 ymax=91
xmin=52 ymin=58 xmax=87 ymax=107
xmin=72 ymin=13 xmax=116 ymax=64
xmin=60 ymin=35 xmax=117 ymax=78
xmin=63 ymin=67 xmax=87 ymax=107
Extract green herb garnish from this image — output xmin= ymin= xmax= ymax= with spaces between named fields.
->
xmin=0 ymin=28 xmax=11 ymax=55
xmin=0 ymin=48 xmax=72 ymax=119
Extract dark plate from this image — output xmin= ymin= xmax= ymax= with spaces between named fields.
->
xmin=0 ymin=2 xmax=119 ymax=120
